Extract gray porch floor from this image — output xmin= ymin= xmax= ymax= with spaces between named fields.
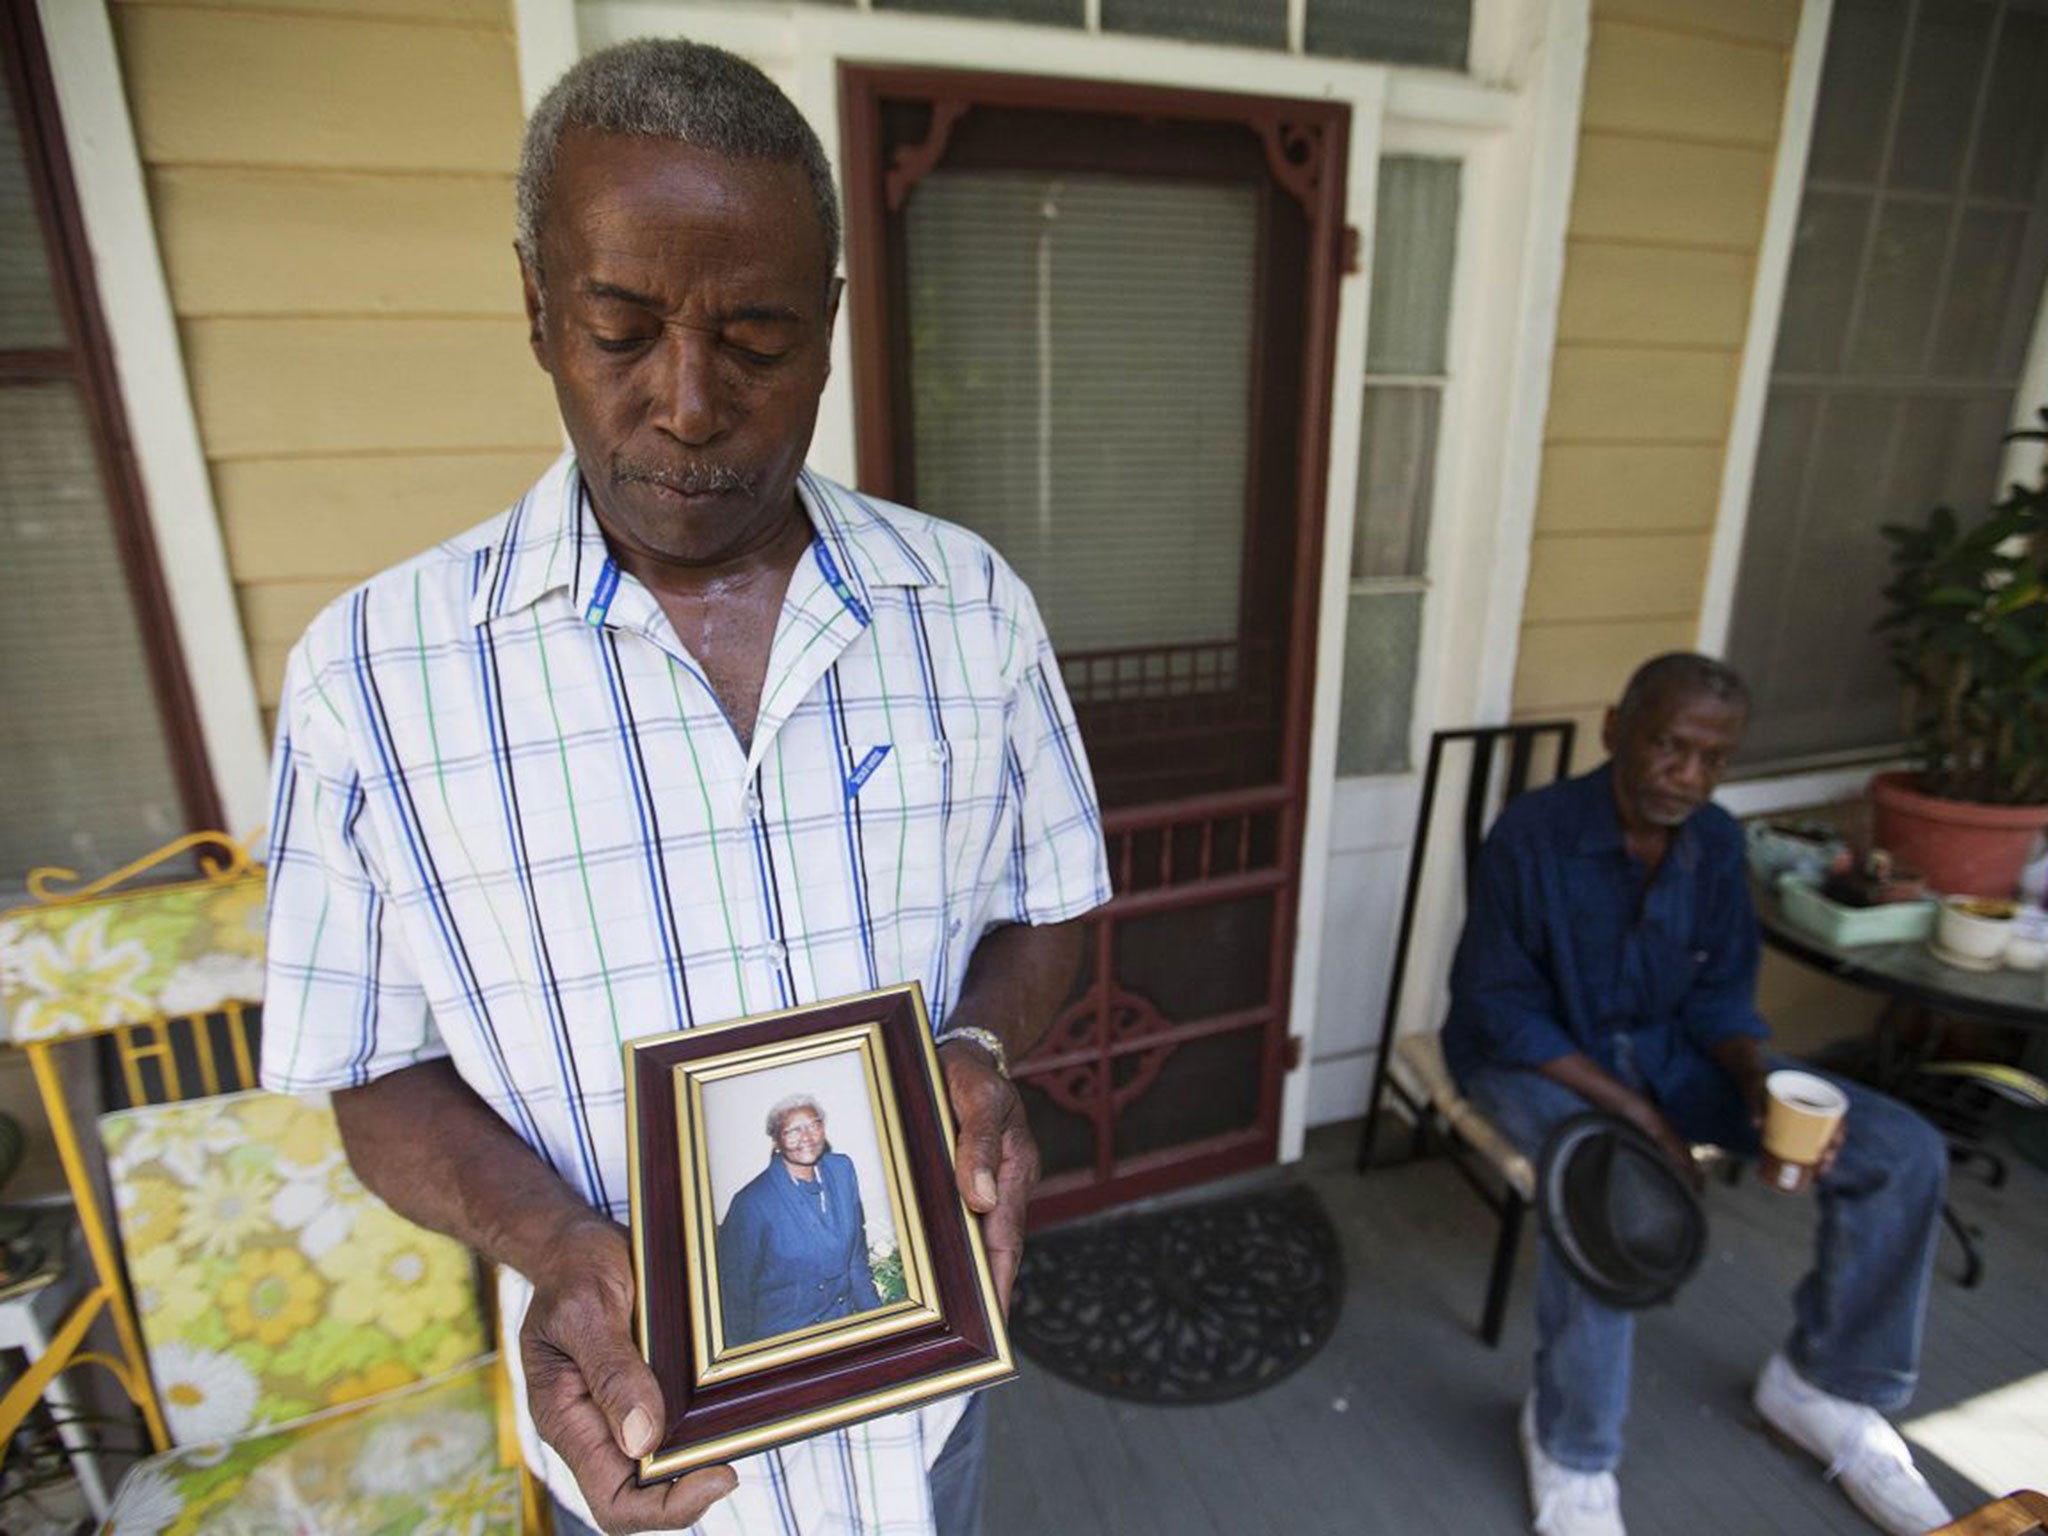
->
xmin=986 ymin=1121 xmax=2048 ymax=1535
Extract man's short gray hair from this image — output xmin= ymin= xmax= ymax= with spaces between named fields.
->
xmin=516 ymin=38 xmax=841 ymax=283
xmin=1617 ymin=652 xmax=1750 ymax=721
xmin=765 ymin=1093 xmax=824 ymax=1140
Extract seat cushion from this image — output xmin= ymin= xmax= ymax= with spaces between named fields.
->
xmin=1 ymin=870 xmax=265 ymax=1044
xmin=101 ymin=1089 xmax=488 ymax=1442
xmin=1389 ymin=1033 xmax=1537 ymax=1201
xmin=98 ymin=1362 xmax=519 ymax=1536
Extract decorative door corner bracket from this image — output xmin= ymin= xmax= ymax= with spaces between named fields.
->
xmin=885 ymin=98 xmax=971 ymax=211
xmin=1253 ymin=117 xmax=1326 ymax=210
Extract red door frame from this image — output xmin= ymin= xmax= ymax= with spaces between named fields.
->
xmin=840 ymin=67 xmax=1349 ymax=1223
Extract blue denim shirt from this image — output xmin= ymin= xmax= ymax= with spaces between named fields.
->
xmin=1442 ymin=763 xmax=1769 ymax=1094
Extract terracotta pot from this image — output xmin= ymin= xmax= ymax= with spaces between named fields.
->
xmin=1868 ymin=770 xmax=2048 ymax=898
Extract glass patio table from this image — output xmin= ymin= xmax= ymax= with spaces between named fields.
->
xmin=1753 ymin=881 xmax=2048 ymax=1041
xmin=1752 ymin=880 xmax=2048 ymax=1286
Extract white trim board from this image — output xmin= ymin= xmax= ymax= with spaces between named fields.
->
xmin=1696 ymin=0 xmax=1833 ymax=663
xmin=1290 ymin=100 xmax=1386 ymax=1159
xmin=1717 ymin=761 xmax=1904 ymax=820
xmin=515 ymin=0 xmax=583 ymax=114
xmin=35 ymin=0 xmax=271 ymax=841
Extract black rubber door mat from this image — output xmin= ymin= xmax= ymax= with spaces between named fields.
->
xmin=1009 ymin=1183 xmax=1344 ymax=1404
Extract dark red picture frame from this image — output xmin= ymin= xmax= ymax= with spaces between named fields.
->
xmin=625 ymin=984 xmax=1013 ymax=1481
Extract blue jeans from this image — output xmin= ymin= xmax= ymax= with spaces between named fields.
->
xmin=548 ymin=1393 xmax=987 ymax=1536
xmin=1461 ymin=1049 xmax=1945 ymax=1474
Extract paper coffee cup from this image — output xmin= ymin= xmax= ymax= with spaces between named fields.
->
xmin=1759 ymin=1069 xmax=1848 ymax=1194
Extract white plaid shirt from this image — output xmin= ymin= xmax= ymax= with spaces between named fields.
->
xmin=262 ymin=452 xmax=1109 ymax=1534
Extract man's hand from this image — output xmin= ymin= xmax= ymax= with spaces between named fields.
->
xmin=936 ymin=919 xmax=1082 ymax=1313
xmin=1615 ymin=1093 xmax=1704 ymax=1192
xmin=1708 ymin=1035 xmax=1844 ymax=1177
xmin=521 ymin=1214 xmax=737 ymax=1534
xmin=1537 ymin=1051 xmax=1701 ymax=1190
xmin=939 ymin=1039 xmax=1040 ymax=1315
xmin=1711 ymin=1034 xmax=1770 ymax=1130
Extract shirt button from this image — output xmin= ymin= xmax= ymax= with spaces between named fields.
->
xmin=927 ymin=741 xmax=949 ymax=764
xmin=744 ymin=789 xmax=763 ymax=820
xmin=948 ymin=918 xmax=964 ymax=938
xmin=762 ymin=940 xmax=787 ymax=967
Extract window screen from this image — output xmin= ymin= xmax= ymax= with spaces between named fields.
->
xmin=1727 ymin=0 xmax=2048 ymax=768
xmin=1103 ymin=0 xmax=1287 ymax=49
xmin=0 ymin=85 xmax=61 ymax=349
xmin=905 ymin=171 xmax=1257 ymax=655
xmin=1 ymin=19 xmax=189 ymax=891
xmin=1338 ymin=156 xmax=1459 ymax=775
xmin=833 ymin=0 xmax=1470 ymax=67
xmin=1309 ymin=0 xmax=1469 ymax=68
xmin=874 ymin=0 xmax=1082 ymax=24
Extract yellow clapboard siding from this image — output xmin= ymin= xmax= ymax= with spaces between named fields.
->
xmin=184 ymin=318 xmax=560 ymax=458
xmin=1536 ymin=444 xmax=1726 ymax=533
xmin=1558 ymin=242 xmax=1756 ymax=348
xmin=151 ymin=167 xmax=522 ymax=318
xmin=241 ymin=579 xmax=351 ymax=704
xmin=1546 ymin=344 xmax=1739 ymax=444
xmin=1514 ymin=619 xmax=1698 ymax=711
xmin=1597 ymin=0 xmax=1799 ymax=48
xmin=117 ymin=6 xmax=520 ymax=173
xmin=1513 ymin=704 xmax=1608 ymax=774
xmin=216 ymin=450 xmax=559 ymax=583
xmin=253 ymin=639 xmax=292 ymax=712
xmin=1583 ymin=19 xmax=1789 ymax=148
xmin=241 ymin=579 xmax=347 ymax=647
xmin=1522 ymin=532 xmax=1711 ymax=624
xmin=1570 ymin=135 xmax=1774 ymax=249
xmin=115 ymin=0 xmax=507 ymax=24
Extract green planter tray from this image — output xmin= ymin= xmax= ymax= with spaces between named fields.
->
xmin=1777 ymin=875 xmax=1937 ymax=947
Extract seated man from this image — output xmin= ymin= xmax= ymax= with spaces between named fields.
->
xmin=1444 ymin=653 xmax=1951 ymax=1536
xmin=719 ymin=1094 xmax=884 ymax=1347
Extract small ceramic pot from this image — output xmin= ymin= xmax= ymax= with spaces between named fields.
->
xmin=1937 ymin=896 xmax=2016 ymax=964
xmin=2005 ymin=936 xmax=2046 ymax=972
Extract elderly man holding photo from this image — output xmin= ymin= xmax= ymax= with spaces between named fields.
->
xmin=1445 ymin=653 xmax=1952 ymax=1536
xmin=260 ymin=37 xmax=1108 ymax=1536
xmin=718 ymin=1095 xmax=885 ymax=1348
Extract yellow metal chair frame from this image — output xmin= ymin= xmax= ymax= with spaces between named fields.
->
xmin=0 ymin=831 xmax=544 ymax=1531
xmin=0 ymin=832 xmax=262 ymax=1460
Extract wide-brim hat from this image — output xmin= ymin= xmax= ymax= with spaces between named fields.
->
xmin=1536 ymin=1112 xmax=1706 ymax=1310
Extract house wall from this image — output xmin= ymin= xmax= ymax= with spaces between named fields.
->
xmin=1506 ymin=0 xmax=1881 ymax=1051
xmin=1511 ymin=0 xmax=1797 ymax=754
xmin=0 ymin=0 xmax=560 ymax=1194
xmin=109 ymin=0 xmax=561 ymax=733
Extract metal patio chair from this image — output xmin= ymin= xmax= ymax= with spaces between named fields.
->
xmin=0 ymin=833 xmax=537 ymax=1534
xmin=1353 ymin=721 xmax=1576 ymax=1346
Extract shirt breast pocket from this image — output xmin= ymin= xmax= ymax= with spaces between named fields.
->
xmin=846 ymin=738 xmax=952 ymax=907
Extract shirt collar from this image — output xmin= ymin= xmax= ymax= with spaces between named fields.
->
xmin=470 ymin=455 xmax=940 ymax=628
xmin=1570 ymin=763 xmax=1627 ymax=856
xmin=1570 ymin=761 xmax=1702 ymax=872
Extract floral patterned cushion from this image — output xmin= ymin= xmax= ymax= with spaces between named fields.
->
xmin=101 ymin=1090 xmax=488 ymax=1443
xmin=99 ymin=1362 xmax=519 ymax=1536
xmin=0 ymin=871 xmax=266 ymax=1043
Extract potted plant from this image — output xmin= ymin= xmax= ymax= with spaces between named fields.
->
xmin=1872 ymin=411 xmax=2048 ymax=897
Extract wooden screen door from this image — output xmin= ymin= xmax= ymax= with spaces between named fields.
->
xmin=842 ymin=69 xmax=1348 ymax=1224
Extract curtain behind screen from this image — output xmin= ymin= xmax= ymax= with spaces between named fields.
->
xmin=905 ymin=171 xmax=1258 ymax=657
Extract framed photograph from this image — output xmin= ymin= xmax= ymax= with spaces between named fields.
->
xmin=625 ymin=983 xmax=1014 ymax=1481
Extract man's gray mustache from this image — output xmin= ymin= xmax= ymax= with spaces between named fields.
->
xmin=613 ymin=460 xmax=755 ymax=494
